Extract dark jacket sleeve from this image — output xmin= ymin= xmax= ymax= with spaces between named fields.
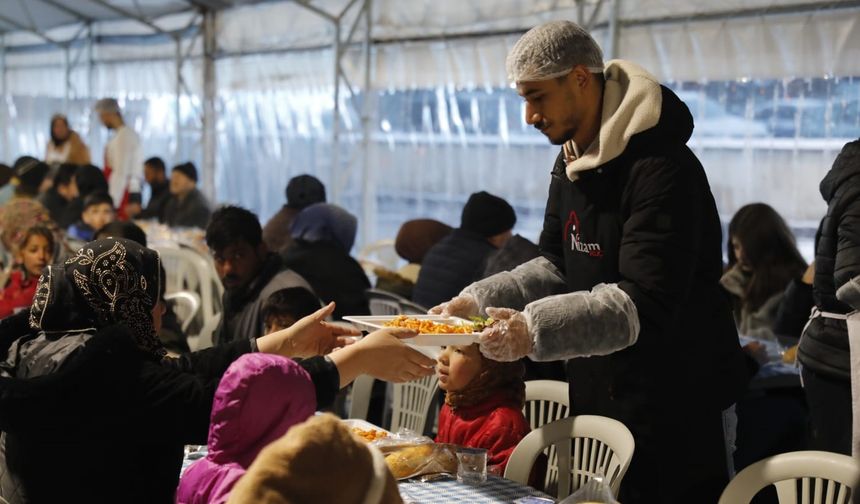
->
xmin=617 ymin=156 xmax=705 ymax=335
xmin=833 ymin=191 xmax=860 ymax=293
xmin=135 ymin=339 xmax=253 ymax=445
xmin=298 ymin=356 xmax=341 ymax=410
xmin=538 ymin=154 xmax=567 ymax=273
xmin=773 ymin=278 xmax=814 ymax=339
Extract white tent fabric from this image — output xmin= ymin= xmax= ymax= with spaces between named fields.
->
xmin=1 ymin=0 xmax=859 ymax=254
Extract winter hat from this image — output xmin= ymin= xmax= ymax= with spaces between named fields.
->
xmin=13 ymin=156 xmax=49 ymax=192
xmin=172 ymin=162 xmax=198 ymax=183
xmin=460 ymin=191 xmax=516 ymax=237
xmin=290 ymin=203 xmax=357 ymax=252
xmin=286 ymin=174 xmax=326 ymax=209
xmin=395 ymin=219 xmax=453 ymax=264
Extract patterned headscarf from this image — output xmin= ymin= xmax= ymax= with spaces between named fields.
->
xmin=29 ymin=238 xmax=166 ymax=359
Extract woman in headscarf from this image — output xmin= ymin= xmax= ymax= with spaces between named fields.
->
xmin=44 ymin=114 xmax=91 ymax=166
xmin=0 ymin=238 xmax=434 ymax=503
xmin=282 ymin=203 xmax=372 ymax=319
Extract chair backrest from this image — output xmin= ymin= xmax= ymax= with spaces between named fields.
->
xmin=505 ymin=415 xmax=635 ymax=500
xmin=357 ymin=239 xmax=400 ymax=273
xmin=366 ymin=288 xmax=405 ymax=316
xmin=164 ymin=290 xmax=202 ymax=334
xmin=523 ymin=380 xmax=571 ymax=493
xmin=718 ymin=451 xmax=860 ymax=504
xmin=347 ymin=374 xmax=376 ymax=420
xmin=524 ymin=380 xmax=570 ymax=431
xmin=187 ymin=311 xmax=221 ymax=352
xmin=399 ymin=299 xmax=428 ymax=315
xmin=389 ymin=374 xmax=439 ymax=434
xmin=155 ymin=247 xmax=223 ymax=339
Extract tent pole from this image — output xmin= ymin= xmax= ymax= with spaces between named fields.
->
xmin=607 ymin=0 xmax=621 ymax=60
xmin=202 ymin=8 xmax=217 ymax=201
xmin=360 ymin=0 xmax=374 ymax=248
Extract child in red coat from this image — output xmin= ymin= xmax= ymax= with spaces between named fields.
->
xmin=434 ymin=343 xmax=529 ymax=475
xmin=0 ymin=225 xmax=54 ymax=319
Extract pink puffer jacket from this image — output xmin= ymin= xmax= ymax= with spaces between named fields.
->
xmin=176 ymin=353 xmax=316 ymax=504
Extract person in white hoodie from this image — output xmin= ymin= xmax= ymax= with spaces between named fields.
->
xmin=432 ymin=20 xmax=749 ymax=503
xmin=95 ymin=98 xmax=143 ymax=220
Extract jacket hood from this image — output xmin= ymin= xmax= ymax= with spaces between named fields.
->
xmin=563 ymin=59 xmax=693 ymax=180
xmin=820 ymin=138 xmax=860 ymax=202
xmin=206 ymin=353 xmax=315 ymax=467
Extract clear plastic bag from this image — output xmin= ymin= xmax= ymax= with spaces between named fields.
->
xmin=559 ymin=474 xmax=619 ymax=504
xmin=374 ymin=428 xmax=458 ymax=480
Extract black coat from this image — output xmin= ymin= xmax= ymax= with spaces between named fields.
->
xmin=798 ymin=138 xmax=860 ymax=380
xmin=0 ymin=313 xmax=339 ymax=504
xmin=162 ymin=188 xmax=211 ymax=229
xmin=36 ymin=188 xmax=77 ymax=229
xmin=413 ymin=229 xmax=497 ymax=309
xmin=540 ymin=85 xmax=749 ymax=424
xmin=281 ymin=240 xmax=371 ymax=319
xmin=140 ymin=180 xmax=170 ymax=222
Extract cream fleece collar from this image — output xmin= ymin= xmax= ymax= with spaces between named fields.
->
xmin=563 ymin=59 xmax=663 ymax=181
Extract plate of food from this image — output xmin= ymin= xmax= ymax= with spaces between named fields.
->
xmin=342 ymin=419 xmax=392 ymax=444
xmin=342 ymin=315 xmax=492 ymax=346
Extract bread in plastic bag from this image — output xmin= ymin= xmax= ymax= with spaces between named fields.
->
xmin=372 ymin=428 xmax=458 ymax=480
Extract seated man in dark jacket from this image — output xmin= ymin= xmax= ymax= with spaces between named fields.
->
xmin=163 ymin=162 xmax=211 ymax=229
xmin=208 ymin=206 xmax=315 ymax=344
xmin=413 ymin=191 xmax=516 ymax=309
xmin=281 ymin=203 xmax=371 ymax=320
xmin=137 ymin=156 xmax=171 ymax=222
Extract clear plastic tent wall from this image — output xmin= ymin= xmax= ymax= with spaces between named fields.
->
xmin=1 ymin=0 xmax=859 ymax=258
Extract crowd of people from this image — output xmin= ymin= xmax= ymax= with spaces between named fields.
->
xmin=0 ymin=18 xmax=857 ymax=504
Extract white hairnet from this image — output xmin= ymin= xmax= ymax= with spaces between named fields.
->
xmin=506 ymin=20 xmax=605 ymax=82
xmin=526 ymin=283 xmax=640 ymax=361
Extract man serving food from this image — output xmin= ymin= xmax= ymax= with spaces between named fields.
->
xmin=431 ymin=20 xmax=749 ymax=503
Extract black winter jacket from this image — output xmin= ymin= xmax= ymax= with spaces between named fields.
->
xmin=540 ymin=85 xmax=749 ymax=427
xmin=798 ymin=138 xmax=860 ymax=380
xmin=281 ymin=240 xmax=371 ymax=320
xmin=413 ymin=229 xmax=497 ymax=309
xmin=0 ymin=312 xmax=338 ymax=504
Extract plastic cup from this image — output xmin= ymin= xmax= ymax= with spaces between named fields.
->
xmin=456 ymin=447 xmax=487 ymax=485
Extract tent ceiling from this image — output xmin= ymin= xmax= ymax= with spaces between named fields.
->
xmin=0 ymin=0 xmax=855 ymax=44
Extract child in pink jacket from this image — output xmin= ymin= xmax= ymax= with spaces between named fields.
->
xmin=176 ymin=352 xmax=316 ymax=504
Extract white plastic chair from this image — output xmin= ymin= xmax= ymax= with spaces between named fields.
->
xmin=187 ymin=312 xmax=221 ymax=352
xmin=366 ymin=288 xmax=404 ymax=316
xmin=358 ymin=239 xmax=400 ymax=274
xmin=523 ymin=380 xmax=571 ymax=492
xmin=505 ymin=415 xmax=635 ymax=500
xmin=347 ymin=374 xmax=376 ymax=420
xmin=524 ymin=380 xmax=570 ymax=430
xmin=718 ymin=451 xmax=860 ymax=504
xmin=155 ymin=246 xmax=223 ymax=340
xmin=389 ymin=375 xmax=439 ymax=434
xmin=164 ymin=290 xmax=201 ymax=334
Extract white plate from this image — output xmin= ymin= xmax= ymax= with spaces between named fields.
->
xmin=342 ymin=315 xmax=480 ymax=346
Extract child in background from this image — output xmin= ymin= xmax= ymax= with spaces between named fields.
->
xmin=262 ymin=287 xmax=322 ymax=334
xmin=67 ymin=192 xmax=115 ymax=243
xmin=434 ymin=343 xmax=529 ymax=475
xmin=0 ymin=226 xmax=54 ymax=318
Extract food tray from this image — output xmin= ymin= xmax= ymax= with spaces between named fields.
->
xmin=342 ymin=315 xmax=480 ymax=346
